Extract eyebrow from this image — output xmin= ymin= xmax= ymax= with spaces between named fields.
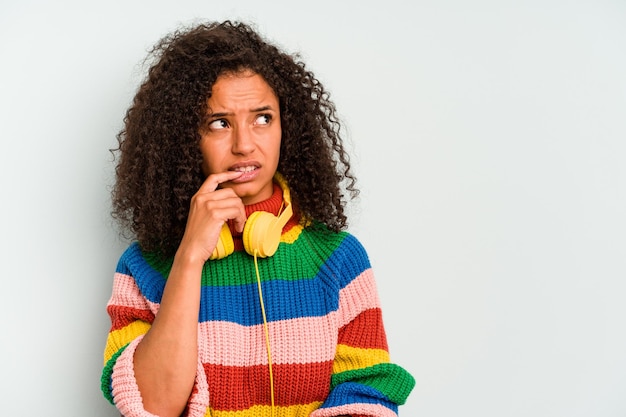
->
xmin=209 ymin=105 xmax=275 ymax=118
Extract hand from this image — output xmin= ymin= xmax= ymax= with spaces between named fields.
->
xmin=177 ymin=171 xmax=246 ymax=263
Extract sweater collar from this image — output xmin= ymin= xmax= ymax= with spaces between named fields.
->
xmin=243 ymin=183 xmax=283 ymax=218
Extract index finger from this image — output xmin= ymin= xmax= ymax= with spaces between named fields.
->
xmin=197 ymin=171 xmax=244 ymax=193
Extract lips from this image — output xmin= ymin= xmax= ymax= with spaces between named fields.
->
xmin=229 ymin=162 xmax=261 ymax=183
xmin=231 ymin=165 xmax=258 ymax=173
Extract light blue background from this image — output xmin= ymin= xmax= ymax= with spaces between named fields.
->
xmin=1 ymin=1 xmax=625 ymax=416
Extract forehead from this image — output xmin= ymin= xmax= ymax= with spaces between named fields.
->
xmin=207 ymin=71 xmax=278 ymax=113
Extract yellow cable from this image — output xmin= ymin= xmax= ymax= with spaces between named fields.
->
xmin=254 ymin=250 xmax=275 ymax=417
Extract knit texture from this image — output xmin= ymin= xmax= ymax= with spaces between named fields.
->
xmin=101 ymin=185 xmax=415 ymax=417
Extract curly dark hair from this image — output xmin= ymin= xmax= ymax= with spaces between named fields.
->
xmin=111 ymin=20 xmax=358 ymax=257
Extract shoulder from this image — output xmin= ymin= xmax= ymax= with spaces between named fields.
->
xmin=113 ymin=242 xmax=169 ymax=302
xmin=114 ymin=242 xmax=142 ymax=275
xmin=302 ymin=223 xmax=372 ymax=275
xmin=115 ymin=242 xmax=170 ymax=282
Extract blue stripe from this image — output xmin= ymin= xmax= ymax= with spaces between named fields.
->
xmin=319 ymin=381 xmax=398 ymax=412
xmin=322 ymin=233 xmax=372 ymax=289
xmin=199 ymin=277 xmax=337 ymax=325
xmin=115 ymin=234 xmax=372 ymax=326
xmin=116 ymin=243 xmax=167 ymax=302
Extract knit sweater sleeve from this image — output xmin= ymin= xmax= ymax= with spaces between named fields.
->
xmin=310 ymin=235 xmax=415 ymax=417
xmin=100 ymin=244 xmax=210 ymax=417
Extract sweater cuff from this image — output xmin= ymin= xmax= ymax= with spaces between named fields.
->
xmin=111 ymin=336 xmax=158 ymax=417
xmin=110 ymin=336 xmax=210 ymax=417
xmin=310 ymin=404 xmax=397 ymax=417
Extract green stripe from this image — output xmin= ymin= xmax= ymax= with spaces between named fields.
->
xmin=100 ymin=344 xmax=129 ymax=404
xmin=331 ymin=362 xmax=416 ymax=405
xmin=143 ymin=225 xmax=348 ymax=287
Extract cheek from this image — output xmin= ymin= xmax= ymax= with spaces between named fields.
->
xmin=200 ymin=160 xmax=211 ymax=176
xmin=199 ymin=143 xmax=216 ymax=175
xmin=271 ymin=125 xmax=282 ymax=155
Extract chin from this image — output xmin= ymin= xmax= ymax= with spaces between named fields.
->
xmin=233 ymin=183 xmax=272 ymax=205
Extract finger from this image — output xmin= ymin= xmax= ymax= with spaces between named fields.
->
xmin=205 ymin=194 xmax=247 ymax=232
xmin=190 ymin=192 xmax=247 ymax=229
xmin=197 ymin=171 xmax=243 ymax=194
xmin=211 ymin=195 xmax=247 ymax=232
xmin=231 ymin=204 xmax=247 ymax=233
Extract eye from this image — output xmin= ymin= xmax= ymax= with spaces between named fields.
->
xmin=208 ymin=119 xmax=229 ymax=130
xmin=254 ymin=114 xmax=272 ymax=125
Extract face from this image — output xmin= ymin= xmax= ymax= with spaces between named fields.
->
xmin=200 ymin=71 xmax=281 ymax=205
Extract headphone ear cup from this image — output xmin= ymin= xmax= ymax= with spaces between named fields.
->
xmin=210 ymin=223 xmax=235 ymax=260
xmin=243 ymin=211 xmax=281 ymax=258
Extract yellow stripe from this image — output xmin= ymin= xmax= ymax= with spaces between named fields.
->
xmin=208 ymin=402 xmax=322 ymax=417
xmin=281 ymin=224 xmax=304 ymax=244
xmin=332 ymin=344 xmax=390 ymax=374
xmin=103 ymin=320 xmax=151 ymax=364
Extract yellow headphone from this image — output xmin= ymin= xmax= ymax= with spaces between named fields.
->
xmin=210 ymin=173 xmax=293 ymax=260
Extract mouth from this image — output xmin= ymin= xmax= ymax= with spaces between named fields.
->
xmin=230 ymin=165 xmax=258 ymax=173
xmin=228 ymin=163 xmax=261 ymax=183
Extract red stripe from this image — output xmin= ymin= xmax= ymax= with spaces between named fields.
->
xmin=107 ymin=305 xmax=154 ymax=331
xmin=338 ymin=308 xmax=388 ymax=351
xmin=204 ymin=361 xmax=333 ymax=411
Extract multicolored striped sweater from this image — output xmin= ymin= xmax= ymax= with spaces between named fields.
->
xmin=102 ymin=184 xmax=415 ymax=416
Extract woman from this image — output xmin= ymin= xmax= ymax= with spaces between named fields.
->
xmin=102 ymin=20 xmax=414 ymax=417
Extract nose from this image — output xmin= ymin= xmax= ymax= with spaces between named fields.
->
xmin=231 ymin=126 xmax=255 ymax=155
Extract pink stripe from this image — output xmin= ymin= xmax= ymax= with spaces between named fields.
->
xmin=111 ymin=335 xmax=210 ymax=417
xmin=310 ymin=403 xmax=397 ymax=417
xmin=337 ymin=269 xmax=381 ymax=328
xmin=198 ymin=313 xmax=338 ymax=366
xmin=108 ymin=272 xmax=160 ymax=313
xmin=111 ymin=336 xmax=157 ymax=417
